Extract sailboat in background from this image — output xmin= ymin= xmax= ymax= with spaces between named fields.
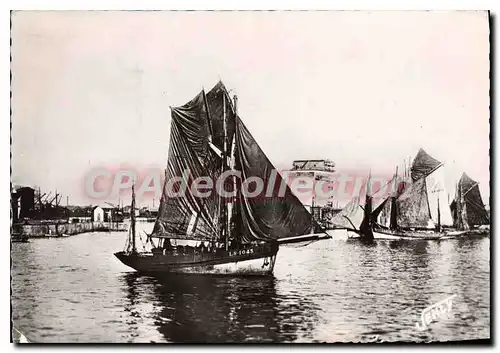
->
xmin=114 ymin=81 xmax=320 ymax=276
xmin=330 ymin=173 xmax=374 ymax=240
xmin=450 ymin=172 xmax=490 ymax=235
xmin=366 ymin=149 xmax=468 ymax=240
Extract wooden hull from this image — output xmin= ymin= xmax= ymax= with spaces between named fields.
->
xmin=114 ymin=242 xmax=279 ymax=277
xmin=347 ymin=228 xmax=484 ymax=241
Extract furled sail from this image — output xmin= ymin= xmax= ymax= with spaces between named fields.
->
xmin=233 ymin=117 xmax=313 ymax=243
xmin=411 ymin=148 xmax=442 ymax=182
xmin=396 ymin=177 xmax=434 ymax=229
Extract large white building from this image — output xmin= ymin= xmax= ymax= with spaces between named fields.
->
xmin=282 ymin=159 xmax=337 ymax=210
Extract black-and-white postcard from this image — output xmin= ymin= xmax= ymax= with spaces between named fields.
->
xmin=10 ymin=10 xmax=491 ymax=344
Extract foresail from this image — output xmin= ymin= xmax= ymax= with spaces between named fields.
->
xmin=411 ymin=148 xmax=442 ymax=182
xmin=233 ymin=117 xmax=313 ymax=242
xmin=425 ymin=166 xmax=453 ymax=227
xmin=396 ymin=177 xmax=434 ymax=229
xmin=331 ymin=179 xmax=370 ymax=231
xmin=330 ymin=195 xmax=365 ymax=230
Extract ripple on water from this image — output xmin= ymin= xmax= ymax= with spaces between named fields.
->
xmin=10 ymin=231 xmax=491 ymax=342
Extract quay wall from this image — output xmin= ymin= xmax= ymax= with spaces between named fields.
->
xmin=13 ymin=222 xmax=128 ymax=238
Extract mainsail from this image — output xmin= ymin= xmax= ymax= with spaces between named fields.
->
xmin=376 ymin=149 xmax=453 ymax=230
xmin=396 ymin=177 xmax=433 ymax=228
xmin=152 ymin=81 xmax=313 ymax=244
xmin=233 ymin=117 xmax=313 ymax=242
xmin=454 ymin=173 xmax=489 ymax=229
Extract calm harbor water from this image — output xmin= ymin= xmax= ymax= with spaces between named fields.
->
xmin=11 ymin=224 xmax=490 ymax=343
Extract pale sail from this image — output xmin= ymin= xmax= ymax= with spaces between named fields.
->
xmin=425 ymin=166 xmax=453 ymax=227
xmin=331 ymin=179 xmax=370 ymax=231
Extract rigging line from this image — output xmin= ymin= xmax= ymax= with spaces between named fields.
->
xmin=462 ymin=182 xmax=479 ymax=197
xmin=202 ymin=89 xmax=214 ymax=140
xmin=414 ymin=163 xmax=444 ymax=182
xmin=286 ymin=238 xmax=323 ymax=248
xmin=342 ymin=216 xmax=358 ymax=231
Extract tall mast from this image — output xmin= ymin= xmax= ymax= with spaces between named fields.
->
xmin=389 ymin=166 xmax=398 ymax=230
xmin=222 ymin=92 xmax=228 ymax=250
xmin=131 ymin=182 xmax=137 ymax=253
xmin=225 ymin=94 xmax=238 ymax=246
xmin=437 ymin=192 xmax=441 ymax=232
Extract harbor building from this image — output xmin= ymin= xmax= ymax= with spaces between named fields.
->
xmin=282 ymin=159 xmax=340 ymax=227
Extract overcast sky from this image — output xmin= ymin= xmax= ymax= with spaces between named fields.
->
xmin=11 ymin=11 xmax=490 ymax=206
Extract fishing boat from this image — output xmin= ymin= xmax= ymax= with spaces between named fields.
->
xmin=367 ymin=149 xmax=467 ymax=240
xmin=114 ymin=81 xmax=319 ymax=276
xmin=450 ymin=173 xmax=490 ymax=236
xmin=330 ymin=174 xmax=374 ymax=241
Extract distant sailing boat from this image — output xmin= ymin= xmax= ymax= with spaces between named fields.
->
xmin=366 ymin=149 xmax=467 ymax=240
xmin=450 ymin=173 xmax=490 ymax=235
xmin=330 ymin=173 xmax=374 ymax=240
xmin=114 ymin=81 xmax=316 ymax=276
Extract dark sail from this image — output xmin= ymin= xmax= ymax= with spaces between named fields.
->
xmin=233 ymin=117 xmax=313 ymax=243
xmin=152 ymin=117 xmax=219 ymax=240
xmin=411 ymin=148 xmax=442 ymax=182
xmin=153 ymin=81 xmax=313 ymax=243
xmin=396 ymin=177 xmax=433 ymax=228
xmin=455 ymin=173 xmax=489 ymax=229
xmin=205 ymin=81 xmax=236 ymax=153
xmin=152 ymin=86 xmax=225 ymax=241
xmin=359 ymin=175 xmax=374 ymax=239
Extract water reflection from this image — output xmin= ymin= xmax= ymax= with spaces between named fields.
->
xmin=121 ymin=273 xmax=285 ymax=342
xmin=11 ymin=231 xmax=490 ymax=343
